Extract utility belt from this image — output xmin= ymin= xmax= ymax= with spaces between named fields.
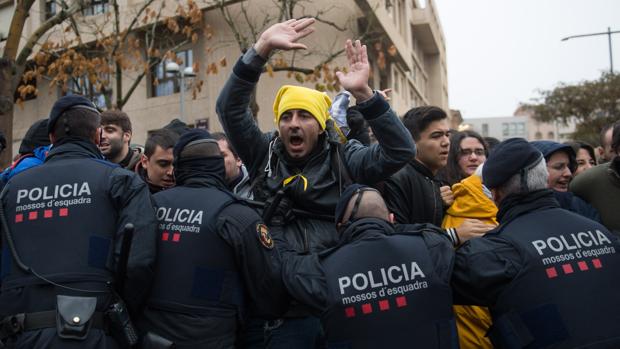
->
xmin=0 ymin=295 xmax=138 ymax=348
xmin=0 ymin=295 xmax=106 ymax=344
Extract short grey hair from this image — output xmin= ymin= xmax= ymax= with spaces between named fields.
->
xmin=497 ymin=157 xmax=549 ymax=196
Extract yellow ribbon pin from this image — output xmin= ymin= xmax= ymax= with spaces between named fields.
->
xmin=283 ymin=174 xmax=308 ymax=191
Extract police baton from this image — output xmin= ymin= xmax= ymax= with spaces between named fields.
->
xmin=115 ymin=223 xmax=134 ymax=294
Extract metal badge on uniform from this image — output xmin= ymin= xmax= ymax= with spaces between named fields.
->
xmin=256 ymin=223 xmax=274 ymax=249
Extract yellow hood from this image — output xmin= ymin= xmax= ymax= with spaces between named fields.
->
xmin=442 ymin=175 xmax=498 ymax=228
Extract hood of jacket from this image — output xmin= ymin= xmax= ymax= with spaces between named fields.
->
xmin=443 ymin=175 xmax=498 ymax=228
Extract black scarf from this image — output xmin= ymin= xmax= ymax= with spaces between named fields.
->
xmin=174 ymin=156 xmax=228 ymax=191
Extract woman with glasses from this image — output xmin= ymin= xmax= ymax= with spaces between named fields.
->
xmin=438 ymin=130 xmax=489 ymax=186
xmin=439 ymin=130 xmax=497 ymax=349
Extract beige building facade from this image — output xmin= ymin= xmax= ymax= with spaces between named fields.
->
xmin=1 ymin=0 xmax=449 ymax=154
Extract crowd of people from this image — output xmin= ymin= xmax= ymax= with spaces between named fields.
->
xmin=0 ymin=18 xmax=619 ymax=349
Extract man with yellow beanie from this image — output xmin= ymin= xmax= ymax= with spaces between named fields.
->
xmin=216 ymin=18 xmax=414 ymax=348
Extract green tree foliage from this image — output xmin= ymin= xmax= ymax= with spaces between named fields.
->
xmin=524 ymin=72 xmax=620 ymax=145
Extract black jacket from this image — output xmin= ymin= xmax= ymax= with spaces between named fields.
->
xmin=382 ymin=160 xmax=445 ymax=226
xmin=216 ymin=48 xmax=415 ymax=255
xmin=278 ymin=219 xmax=456 ymax=348
xmin=0 ymin=139 xmax=157 ymax=348
xmin=139 ymin=173 xmax=289 ymax=348
xmin=452 ymin=190 xmax=620 ymax=348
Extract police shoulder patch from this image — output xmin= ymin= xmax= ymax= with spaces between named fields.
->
xmin=256 ymin=223 xmax=274 ymax=249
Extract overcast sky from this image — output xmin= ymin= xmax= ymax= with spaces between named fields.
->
xmin=433 ymin=0 xmax=620 ymax=119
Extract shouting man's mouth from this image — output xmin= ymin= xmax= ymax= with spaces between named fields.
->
xmin=289 ymin=135 xmax=304 ymax=149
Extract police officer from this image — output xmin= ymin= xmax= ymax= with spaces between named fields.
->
xmin=277 ymin=184 xmax=457 ymax=348
xmin=452 ymin=138 xmax=620 ymax=348
xmin=137 ymin=129 xmax=289 ymax=348
xmin=0 ymin=95 xmax=157 ymax=348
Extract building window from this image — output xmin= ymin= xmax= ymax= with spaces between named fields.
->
xmin=482 ymin=123 xmax=489 ymax=137
xmin=502 ymin=123 xmax=509 ymax=136
xmin=502 ymin=122 xmax=526 ymax=137
xmin=385 ymin=0 xmax=394 ymax=18
xmin=150 ymin=49 xmax=193 ymax=98
xmin=65 ymin=76 xmax=107 ymax=109
xmin=547 ymin=131 xmax=555 ymax=139
xmin=535 ymin=131 xmax=542 ymax=140
xmin=45 ymin=0 xmax=57 ymax=20
xmin=82 ymin=0 xmax=109 ymax=16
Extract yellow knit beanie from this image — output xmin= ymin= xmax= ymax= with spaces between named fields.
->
xmin=273 ymin=85 xmax=332 ymax=130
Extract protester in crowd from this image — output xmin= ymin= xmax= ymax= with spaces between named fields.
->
xmin=441 ymin=163 xmax=496 ymax=349
xmin=216 ymin=18 xmax=415 ymax=347
xmin=382 ymin=106 xmax=492 ymax=245
xmin=438 ymin=130 xmax=488 ymax=186
xmin=0 ymin=95 xmax=157 ymax=348
xmin=99 ymin=110 xmax=142 ymax=170
xmin=531 ymin=140 xmax=600 ymax=222
xmin=1 ymin=119 xmax=50 ymax=186
xmin=212 ymin=132 xmax=253 ymax=199
xmin=483 ymin=137 xmax=500 ymax=153
xmin=137 ymin=128 xmax=178 ymax=194
xmin=137 ymin=129 xmax=288 ymax=348
xmin=570 ymin=121 xmax=620 ymax=232
xmin=163 ymin=118 xmax=191 ymax=137
xmin=453 ymin=138 xmax=620 ymax=348
xmin=565 ymin=141 xmax=597 ymax=176
xmin=597 ymin=123 xmax=615 ymax=163
xmin=278 ymin=184 xmax=457 ymax=348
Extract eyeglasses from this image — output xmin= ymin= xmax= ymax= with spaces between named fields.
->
xmin=459 ymin=149 xmax=486 ymax=157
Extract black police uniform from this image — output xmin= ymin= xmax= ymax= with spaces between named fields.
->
xmin=279 ymin=218 xmax=458 ymax=349
xmin=137 ymin=130 xmax=289 ymax=348
xmin=0 ymin=140 xmax=157 ymax=348
xmin=452 ymin=190 xmax=620 ymax=348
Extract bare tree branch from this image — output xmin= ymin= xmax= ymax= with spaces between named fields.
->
xmin=16 ymin=1 xmax=84 ymax=69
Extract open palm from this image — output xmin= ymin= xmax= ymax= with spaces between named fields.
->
xmin=256 ymin=18 xmax=315 ymax=54
xmin=336 ymin=40 xmax=372 ymax=99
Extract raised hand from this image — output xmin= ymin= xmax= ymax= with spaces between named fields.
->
xmin=254 ymin=18 xmax=316 ymax=58
xmin=336 ymin=39 xmax=373 ymax=102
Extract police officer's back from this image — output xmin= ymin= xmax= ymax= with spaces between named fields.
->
xmin=137 ymin=130 xmax=289 ymax=348
xmin=452 ymin=138 xmax=620 ymax=348
xmin=0 ymin=96 xmax=157 ymax=348
xmin=278 ymin=185 xmax=458 ymax=349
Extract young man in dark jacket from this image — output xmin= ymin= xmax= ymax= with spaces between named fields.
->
xmin=0 ymin=95 xmax=157 ymax=348
xmin=383 ymin=106 xmax=491 ymax=245
xmin=453 ymin=138 xmax=620 ymax=348
xmin=100 ymin=110 xmax=142 ymax=170
xmin=216 ymin=18 xmax=415 ymax=347
xmin=136 ymin=129 xmax=178 ymax=194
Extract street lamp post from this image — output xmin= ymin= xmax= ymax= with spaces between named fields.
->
xmin=165 ymin=62 xmax=196 ymax=122
xmin=561 ymin=27 xmax=620 ymax=73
